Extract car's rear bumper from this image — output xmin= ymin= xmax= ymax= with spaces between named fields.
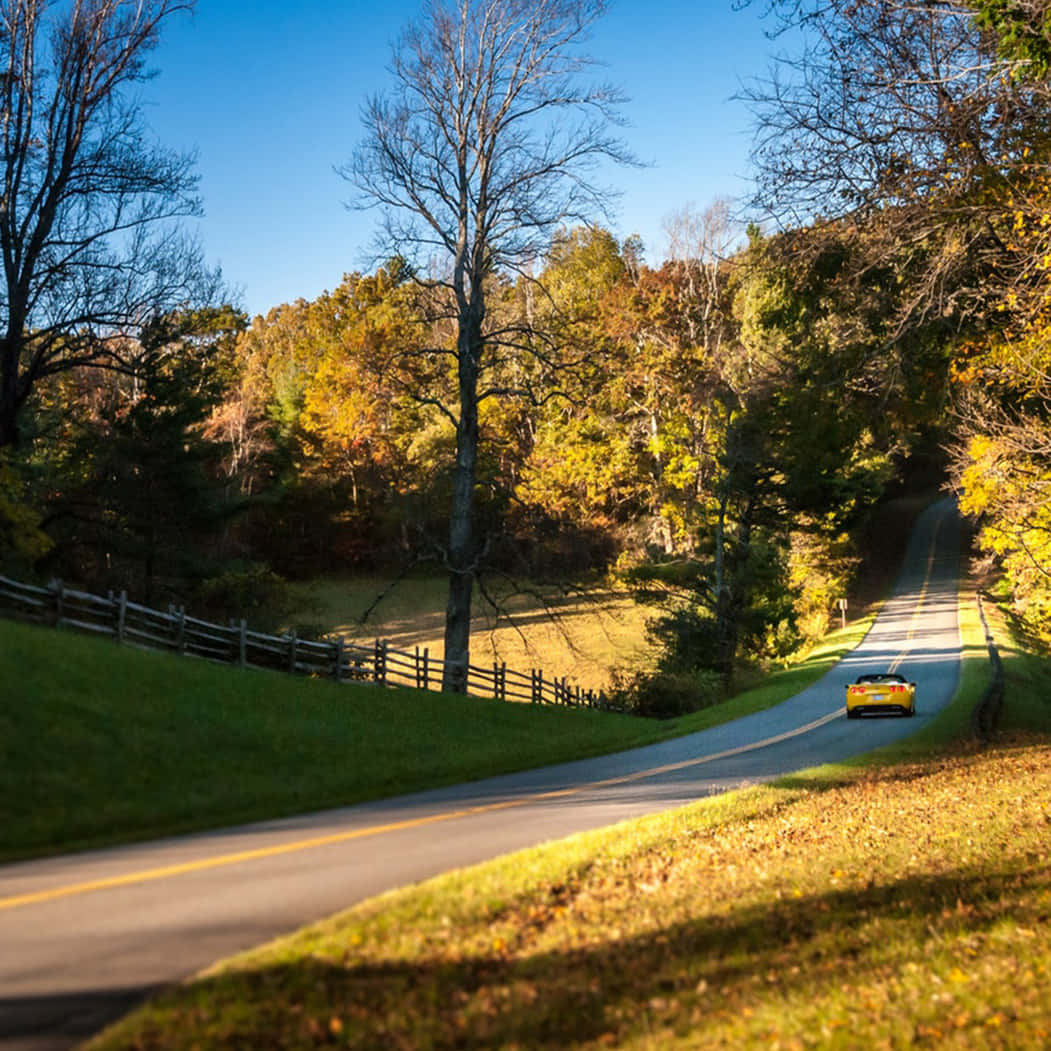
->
xmin=846 ymin=703 xmax=913 ymax=716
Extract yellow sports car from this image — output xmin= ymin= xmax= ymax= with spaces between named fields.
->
xmin=845 ymin=672 xmax=916 ymax=719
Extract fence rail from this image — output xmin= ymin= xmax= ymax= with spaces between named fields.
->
xmin=0 ymin=574 xmax=619 ymax=712
xmin=972 ymin=590 xmax=1004 ymax=739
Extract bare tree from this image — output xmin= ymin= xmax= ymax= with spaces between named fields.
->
xmin=0 ymin=0 xmax=210 ymax=449
xmin=738 ymin=0 xmax=1047 ymax=334
xmin=661 ymin=199 xmax=740 ymax=355
xmin=342 ymin=0 xmax=633 ymax=692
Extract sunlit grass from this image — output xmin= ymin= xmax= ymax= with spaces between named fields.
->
xmin=292 ymin=572 xmax=658 ymax=690
xmin=979 ymin=592 xmax=1051 ymax=736
xmin=88 ymin=588 xmax=1051 ymax=1051
xmin=86 ymin=590 xmax=1048 ymax=1050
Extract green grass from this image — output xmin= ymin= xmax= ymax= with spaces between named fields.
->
xmin=0 ymin=607 xmax=872 ymax=862
xmin=979 ymin=594 xmax=1051 ymax=735
xmin=87 ymin=586 xmax=1051 ymax=1050
xmin=0 ymin=618 xmax=656 ymax=861
xmin=291 ymin=573 xmax=657 ymax=690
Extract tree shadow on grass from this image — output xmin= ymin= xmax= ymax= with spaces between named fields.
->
xmin=105 ymin=861 xmax=1050 ymax=1049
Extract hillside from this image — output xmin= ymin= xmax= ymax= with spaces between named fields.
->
xmin=0 ymin=611 xmax=872 ymax=862
xmin=91 ymin=739 xmax=1051 ymax=1050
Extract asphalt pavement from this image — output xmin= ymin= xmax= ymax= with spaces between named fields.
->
xmin=0 ymin=497 xmax=964 ymax=1050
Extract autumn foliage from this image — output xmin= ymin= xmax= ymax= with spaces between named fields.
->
xmin=8 ymin=0 xmax=1051 ymax=676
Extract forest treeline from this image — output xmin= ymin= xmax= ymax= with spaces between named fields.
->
xmin=2 ymin=0 xmax=1050 ymax=709
xmin=0 ymin=217 xmax=967 ymax=696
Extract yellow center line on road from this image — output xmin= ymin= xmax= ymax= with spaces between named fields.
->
xmin=5 ymin=512 xmax=954 ymax=914
xmin=1 ymin=708 xmax=843 ymax=913
xmin=888 ymin=516 xmax=943 ymax=676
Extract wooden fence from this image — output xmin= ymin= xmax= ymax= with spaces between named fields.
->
xmin=0 ymin=574 xmax=619 ymax=711
xmin=972 ymin=590 xmax=1004 ymax=739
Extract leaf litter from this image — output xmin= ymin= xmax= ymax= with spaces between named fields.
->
xmin=89 ymin=736 xmax=1051 ymax=1050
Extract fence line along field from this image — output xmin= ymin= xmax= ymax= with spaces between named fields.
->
xmin=0 ymin=574 xmax=628 ymax=711
xmin=292 ymin=573 xmax=655 ymax=693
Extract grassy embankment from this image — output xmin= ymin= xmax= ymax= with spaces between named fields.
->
xmin=88 ymin=586 xmax=1051 ymax=1050
xmin=0 ymin=597 xmax=872 ymax=862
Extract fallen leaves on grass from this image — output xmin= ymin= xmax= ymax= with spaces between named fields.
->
xmin=89 ymin=738 xmax=1051 ymax=1050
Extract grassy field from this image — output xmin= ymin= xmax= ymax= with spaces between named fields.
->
xmin=290 ymin=488 xmax=945 ymax=694
xmin=87 ymin=586 xmax=1051 ymax=1050
xmin=0 ymin=609 xmax=873 ymax=862
xmin=291 ymin=573 xmax=657 ymax=691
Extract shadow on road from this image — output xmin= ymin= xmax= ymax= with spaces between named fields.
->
xmin=1 ymin=986 xmax=159 ymax=1051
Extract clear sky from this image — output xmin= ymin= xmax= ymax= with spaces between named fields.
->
xmin=142 ymin=1 xmax=781 ymax=319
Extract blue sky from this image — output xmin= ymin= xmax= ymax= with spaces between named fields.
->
xmin=143 ymin=1 xmax=781 ymax=318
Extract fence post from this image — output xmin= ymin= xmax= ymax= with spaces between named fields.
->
xmin=239 ymin=619 xmax=248 ymax=669
xmin=374 ymin=639 xmax=388 ymax=685
xmin=416 ymin=646 xmax=430 ymax=690
xmin=531 ymin=669 xmax=542 ymax=704
xmin=176 ymin=606 xmax=186 ymax=655
xmin=116 ymin=590 xmax=127 ymax=644
xmin=51 ymin=580 xmax=64 ymax=627
xmin=333 ymin=636 xmax=345 ymax=682
xmin=287 ymin=630 xmax=298 ymax=674
xmin=973 ymin=591 xmax=1005 ymax=739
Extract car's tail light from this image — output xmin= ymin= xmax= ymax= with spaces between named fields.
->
xmin=890 ymin=685 xmax=906 ymax=693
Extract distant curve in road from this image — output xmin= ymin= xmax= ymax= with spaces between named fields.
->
xmin=0 ymin=498 xmax=964 ymax=1050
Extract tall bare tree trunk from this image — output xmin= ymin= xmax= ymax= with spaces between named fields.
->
xmin=442 ymin=308 xmax=482 ymax=692
xmin=344 ymin=0 xmax=632 ymax=694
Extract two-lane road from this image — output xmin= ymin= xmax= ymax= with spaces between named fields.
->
xmin=0 ymin=498 xmax=965 ymax=1050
